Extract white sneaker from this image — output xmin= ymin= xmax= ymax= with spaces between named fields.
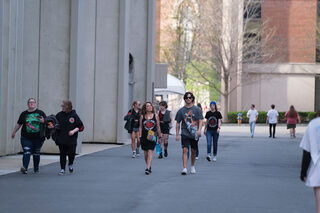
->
xmin=181 ymin=168 xmax=187 ymax=175
xmin=212 ymin=156 xmax=217 ymax=162
xmin=190 ymin=166 xmax=196 ymax=174
xmin=58 ymin=169 xmax=65 ymax=175
xmin=132 ymin=152 xmax=136 ymax=158
xmin=195 ymin=157 xmax=199 ymax=160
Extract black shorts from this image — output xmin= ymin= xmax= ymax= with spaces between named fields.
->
xmin=160 ymin=123 xmax=170 ymax=134
xmin=140 ymin=137 xmax=156 ymax=151
xmin=181 ymin=135 xmax=198 ymax=150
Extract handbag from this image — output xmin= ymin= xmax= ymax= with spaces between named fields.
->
xmin=147 ymin=130 xmax=156 ymax=142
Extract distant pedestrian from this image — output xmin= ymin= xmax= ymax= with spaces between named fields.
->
xmin=175 ymin=92 xmax=203 ymax=175
xmin=158 ymin=101 xmax=172 ymax=158
xmin=55 ymin=100 xmax=84 ymax=175
xmin=266 ymin=104 xmax=279 ymax=138
xmin=247 ymin=104 xmax=258 ymax=138
xmin=139 ymin=102 xmax=162 ymax=175
xmin=204 ymin=101 xmax=222 ymax=162
xmin=125 ymin=101 xmax=141 ymax=158
xmin=300 ymin=110 xmax=320 ymax=213
xmin=11 ymin=98 xmax=46 ymax=174
xmin=285 ymin=105 xmax=301 ymax=138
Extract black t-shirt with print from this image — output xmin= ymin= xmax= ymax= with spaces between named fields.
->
xmin=17 ymin=109 xmax=46 ymax=139
xmin=205 ymin=110 xmax=222 ymax=131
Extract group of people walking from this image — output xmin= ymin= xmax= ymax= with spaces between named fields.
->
xmin=247 ymin=104 xmax=301 ymax=139
xmin=125 ymin=92 xmax=223 ymax=175
xmin=11 ymin=98 xmax=84 ymax=175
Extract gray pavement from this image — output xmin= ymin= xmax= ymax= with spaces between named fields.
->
xmin=0 ymin=125 xmax=315 ymax=213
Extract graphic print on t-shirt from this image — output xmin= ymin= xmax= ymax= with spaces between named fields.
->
xmin=26 ymin=113 xmax=40 ymax=133
xmin=184 ymin=110 xmax=198 ymax=138
xmin=143 ymin=119 xmax=156 ymax=131
xmin=207 ymin=116 xmax=217 ymax=128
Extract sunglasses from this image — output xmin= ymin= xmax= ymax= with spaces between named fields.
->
xmin=185 ymin=97 xmax=193 ymax=100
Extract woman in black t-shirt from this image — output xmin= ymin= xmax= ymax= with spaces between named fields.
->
xmin=204 ymin=101 xmax=222 ymax=162
xmin=139 ymin=102 xmax=162 ymax=175
xmin=11 ymin=98 xmax=46 ymax=174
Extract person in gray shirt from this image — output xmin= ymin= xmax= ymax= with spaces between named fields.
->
xmin=175 ymin=92 xmax=203 ymax=175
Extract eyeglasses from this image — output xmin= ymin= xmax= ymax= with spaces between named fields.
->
xmin=28 ymin=101 xmax=36 ymax=104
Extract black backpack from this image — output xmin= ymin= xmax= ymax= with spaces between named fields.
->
xmin=45 ymin=115 xmax=60 ymax=142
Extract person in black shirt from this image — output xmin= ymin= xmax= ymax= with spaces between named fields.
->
xmin=158 ymin=101 xmax=172 ymax=158
xmin=55 ymin=100 xmax=84 ymax=175
xmin=204 ymin=101 xmax=222 ymax=162
xmin=139 ymin=102 xmax=162 ymax=175
xmin=11 ymin=98 xmax=46 ymax=174
xmin=126 ymin=101 xmax=141 ymax=158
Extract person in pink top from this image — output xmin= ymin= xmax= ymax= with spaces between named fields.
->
xmin=285 ymin=105 xmax=301 ymax=138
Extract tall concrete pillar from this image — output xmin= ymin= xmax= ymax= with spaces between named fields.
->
xmin=0 ymin=0 xmax=25 ymax=156
xmin=146 ymin=0 xmax=156 ymax=102
xmin=116 ymin=0 xmax=131 ymax=144
xmin=69 ymin=0 xmax=85 ymax=153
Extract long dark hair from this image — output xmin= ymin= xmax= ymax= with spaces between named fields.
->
xmin=141 ymin=102 xmax=155 ymax=116
xmin=289 ymin=105 xmax=296 ymax=117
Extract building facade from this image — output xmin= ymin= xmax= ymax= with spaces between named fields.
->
xmin=0 ymin=0 xmax=156 ymax=156
xmin=230 ymin=0 xmax=320 ymax=112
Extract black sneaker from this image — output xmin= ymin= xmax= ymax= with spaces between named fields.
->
xmin=68 ymin=165 xmax=74 ymax=173
xmin=20 ymin=167 xmax=27 ymax=174
xmin=164 ymin=150 xmax=168 ymax=157
xmin=145 ymin=168 xmax=150 ymax=175
xmin=158 ymin=152 xmax=163 ymax=159
xmin=34 ymin=168 xmax=39 ymax=174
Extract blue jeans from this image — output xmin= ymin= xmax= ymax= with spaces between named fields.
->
xmin=249 ymin=121 xmax=255 ymax=137
xmin=206 ymin=130 xmax=219 ymax=156
xmin=20 ymin=136 xmax=44 ymax=170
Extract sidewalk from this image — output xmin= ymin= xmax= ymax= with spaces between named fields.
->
xmin=0 ymin=143 xmax=121 ymax=176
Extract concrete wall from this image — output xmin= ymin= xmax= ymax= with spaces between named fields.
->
xmin=0 ymin=0 xmax=156 ymax=156
xmin=236 ymin=64 xmax=320 ymax=112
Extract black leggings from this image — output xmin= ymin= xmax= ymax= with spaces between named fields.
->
xmin=58 ymin=144 xmax=77 ymax=170
xmin=269 ymin=124 xmax=276 ymax=137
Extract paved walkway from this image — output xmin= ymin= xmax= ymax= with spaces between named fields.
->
xmin=0 ymin=124 xmax=315 ymax=213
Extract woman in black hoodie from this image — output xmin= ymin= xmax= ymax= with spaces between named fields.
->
xmin=56 ymin=100 xmax=84 ymax=175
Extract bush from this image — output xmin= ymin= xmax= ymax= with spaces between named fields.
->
xmin=227 ymin=111 xmax=317 ymax=123
xmin=307 ymin=112 xmax=317 ymax=121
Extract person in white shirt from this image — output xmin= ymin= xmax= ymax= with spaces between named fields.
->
xmin=247 ymin=104 xmax=258 ymax=138
xmin=300 ymin=110 xmax=320 ymax=213
xmin=266 ymin=104 xmax=279 ymax=138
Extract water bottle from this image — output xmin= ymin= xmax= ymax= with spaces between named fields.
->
xmin=156 ymin=142 xmax=161 ymax=154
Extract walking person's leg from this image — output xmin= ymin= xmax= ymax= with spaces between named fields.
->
xmin=314 ymin=187 xmax=320 ymax=213
xmin=58 ymin=145 xmax=68 ymax=174
xmin=293 ymin=127 xmax=296 ymax=138
xmin=206 ymin=130 xmax=213 ymax=161
xmin=67 ymin=144 xmax=77 ymax=173
xmin=131 ymin=132 xmax=136 ymax=157
xmin=212 ymin=131 xmax=219 ymax=161
xmin=269 ymin=124 xmax=272 ymax=137
xmin=163 ymin=134 xmax=169 ymax=157
xmin=252 ymin=122 xmax=255 ymax=137
xmin=273 ymin=124 xmax=276 ymax=138
xmin=190 ymin=140 xmax=198 ymax=174
xmin=32 ymin=139 xmax=44 ymax=173
xmin=249 ymin=122 xmax=254 ymax=137
xmin=20 ymin=137 xmax=32 ymax=173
